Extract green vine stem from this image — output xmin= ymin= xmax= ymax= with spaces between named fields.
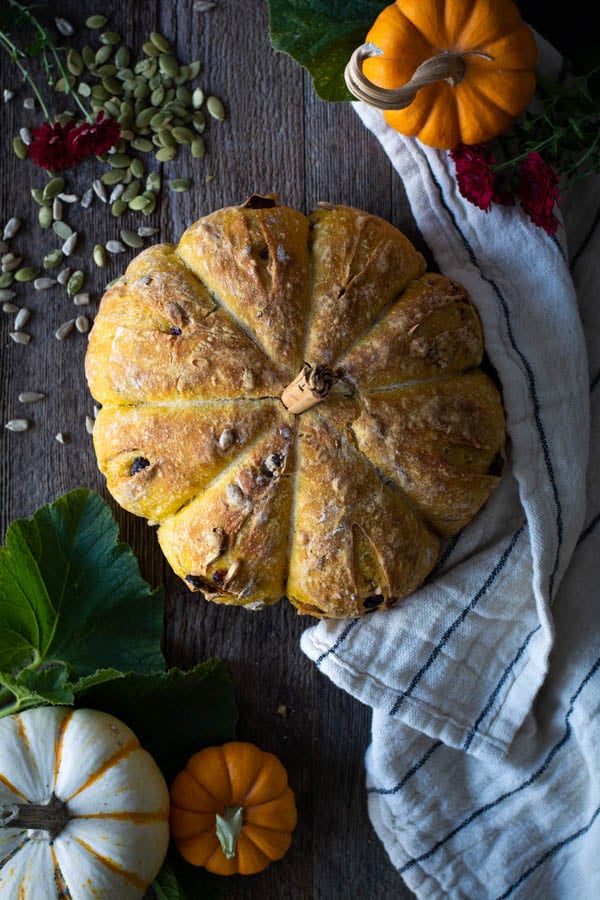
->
xmin=215 ymin=805 xmax=244 ymax=859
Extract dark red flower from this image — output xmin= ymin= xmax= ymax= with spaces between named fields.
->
xmin=518 ymin=152 xmax=561 ymax=235
xmin=449 ymin=143 xmax=497 ymax=212
xmin=27 ymin=119 xmax=78 ymax=171
xmin=67 ymin=112 xmax=121 ymax=163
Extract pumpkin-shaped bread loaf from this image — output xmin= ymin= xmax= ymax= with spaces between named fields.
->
xmin=85 ymin=195 xmax=505 ymax=619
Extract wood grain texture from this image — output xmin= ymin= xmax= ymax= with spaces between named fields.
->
xmin=0 ymin=1 xmax=422 ymax=897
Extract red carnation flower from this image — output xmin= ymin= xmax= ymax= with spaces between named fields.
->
xmin=27 ymin=119 xmax=78 ymax=171
xmin=449 ymin=144 xmax=497 ymax=212
xmin=68 ymin=112 xmax=121 ymax=163
xmin=518 ymin=152 xmax=561 ymax=235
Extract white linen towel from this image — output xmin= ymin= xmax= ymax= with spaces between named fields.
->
xmin=301 ymin=36 xmax=600 ymax=899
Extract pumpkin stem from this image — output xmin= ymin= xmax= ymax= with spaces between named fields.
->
xmin=0 ymin=794 xmax=70 ymax=840
xmin=344 ymin=42 xmax=493 ymax=111
xmin=215 ymin=804 xmax=244 ymax=859
xmin=281 ymin=362 xmax=344 ymax=414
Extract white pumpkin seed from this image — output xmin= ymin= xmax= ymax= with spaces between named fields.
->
xmin=206 ymin=95 xmax=226 ymax=120
xmin=75 ymin=315 xmax=90 ymax=333
xmin=14 ymin=308 xmax=31 ymax=330
xmin=105 ymin=240 xmax=126 ymax=254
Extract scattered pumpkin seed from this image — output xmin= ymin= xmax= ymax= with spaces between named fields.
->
xmin=30 ymin=188 xmax=47 ymax=205
xmin=75 ymin=315 xmax=90 ymax=333
xmin=9 ymin=332 xmax=30 ymax=344
xmin=130 ymin=158 xmax=145 ymax=179
xmin=155 ymin=146 xmax=178 ymax=162
xmin=138 ymin=226 xmax=159 ymax=236
xmin=54 ymin=16 xmax=74 ymax=36
xmin=100 ymin=31 xmax=121 ymax=45
xmin=85 ymin=13 xmax=107 ymax=27
xmin=0 ymin=288 xmax=16 ymax=300
xmin=172 ymin=126 xmax=194 ymax=144
xmin=14 ymin=267 xmax=40 ymax=283
xmin=66 ymin=271 xmax=84 ymax=296
xmin=43 ymin=178 xmax=65 ymax=201
xmin=52 ymin=198 xmax=63 ymax=221
xmin=110 ymin=183 xmax=125 ymax=203
xmin=67 ymin=49 xmax=84 ymax=76
xmin=5 ymin=418 xmax=29 ymax=431
xmin=53 ymin=221 xmax=73 ymax=240
xmin=3 ymin=302 xmax=18 ymax=312
xmin=206 ymin=95 xmax=226 ymax=120
xmin=168 ymin=178 xmax=192 ymax=192
xmin=95 ymin=45 xmax=113 ymax=66
xmin=115 ymin=46 xmax=131 ymax=68
xmin=111 ymin=199 xmax=128 ymax=216
xmin=12 ymin=136 xmax=27 ymax=159
xmin=73 ymin=292 xmax=90 ymax=306
xmin=92 ymin=179 xmax=108 ymax=202
xmin=150 ymin=32 xmax=172 ymax=52
xmin=78 ymin=82 xmax=92 ymax=98
xmin=128 ymin=195 xmax=151 ymax=211
xmin=0 ymin=273 xmax=14 ymax=288
xmin=80 ymin=187 xmax=94 ymax=208
xmin=191 ymin=136 xmax=205 ymax=158
xmin=57 ymin=267 xmax=71 ymax=285
xmin=18 ymin=391 xmax=44 ymax=403
xmin=43 ymin=249 xmax=64 ymax=269
xmin=38 ymin=206 xmax=54 ymax=229
xmin=93 ymin=244 xmax=107 ymax=267
xmin=122 ymin=180 xmax=141 ymax=202
xmin=19 ymin=126 xmax=31 ymax=145
xmin=120 ymin=229 xmax=144 ymax=248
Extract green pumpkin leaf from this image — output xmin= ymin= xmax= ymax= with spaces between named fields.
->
xmin=268 ymin=0 xmax=386 ymax=101
xmin=0 ymin=489 xmax=164 ymax=716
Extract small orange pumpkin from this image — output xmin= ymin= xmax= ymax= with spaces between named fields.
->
xmin=169 ymin=741 xmax=297 ymax=875
xmin=346 ymin=0 xmax=537 ymax=150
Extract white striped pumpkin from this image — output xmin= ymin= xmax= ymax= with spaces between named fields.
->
xmin=0 ymin=706 xmax=170 ymax=899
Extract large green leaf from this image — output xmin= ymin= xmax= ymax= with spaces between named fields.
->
xmin=268 ymin=0 xmax=386 ymax=101
xmin=0 ymin=489 xmax=164 ymax=715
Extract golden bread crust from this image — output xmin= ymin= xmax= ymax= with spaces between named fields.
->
xmin=85 ymin=198 xmax=506 ymax=618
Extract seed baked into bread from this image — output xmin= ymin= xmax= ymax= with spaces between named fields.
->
xmin=85 ymin=195 xmax=505 ymax=618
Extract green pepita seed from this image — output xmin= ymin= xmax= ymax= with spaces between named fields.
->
xmin=191 ymin=136 xmax=205 ymax=158
xmin=128 ymin=195 xmax=151 ymax=211
xmin=81 ymin=45 xmax=97 ymax=68
xmin=93 ymin=244 xmax=107 ymax=267
xmin=85 ymin=14 xmax=108 ymax=28
xmin=107 ymin=153 xmax=132 ymax=168
xmin=100 ymin=31 xmax=121 ymax=46
xmin=115 ymin=46 xmax=131 ymax=68
xmin=187 ymin=61 xmax=201 ymax=80
xmin=206 ymin=96 xmax=226 ymax=120
xmin=77 ymin=82 xmax=92 ymax=97
xmin=168 ymin=178 xmax=192 ymax=192
xmin=176 ymin=85 xmax=193 ymax=106
xmin=150 ymin=32 xmax=172 ymax=52
xmin=122 ymin=180 xmax=142 ymax=201
xmin=133 ymin=83 xmax=151 ymax=100
xmin=135 ymin=107 xmax=155 ymax=130
xmin=146 ymin=172 xmax=161 ymax=192
xmin=148 ymin=73 xmax=162 ymax=91
xmin=155 ymin=146 xmax=178 ymax=162
xmin=130 ymin=158 xmax=145 ymax=179
xmin=95 ymin=45 xmax=113 ymax=66
xmin=54 ymin=76 xmax=75 ymax=93
xmin=15 ymin=267 xmax=40 ymax=283
xmin=120 ymin=228 xmax=144 ymax=248
xmin=157 ymin=127 xmax=176 ymax=147
xmin=104 ymin=99 xmax=121 ymax=118
xmin=151 ymin=86 xmax=165 ymax=107
xmin=192 ymin=111 xmax=206 ymax=132
xmin=172 ymin=126 xmax=194 ymax=144
xmin=12 ymin=136 xmax=27 ymax=159
xmin=142 ymin=194 xmax=157 ymax=216
xmin=96 ymin=63 xmax=117 ymax=78
xmin=43 ymin=177 xmax=66 ymax=200
xmin=100 ymin=169 xmax=125 ymax=185
xmin=175 ymin=65 xmax=189 ymax=84
xmin=192 ymin=87 xmax=204 ymax=109
xmin=38 ymin=206 xmax=54 ymax=229
xmin=103 ymin=76 xmax=123 ymax=95
xmin=91 ymin=84 xmax=111 ymax=101
xmin=0 ymin=273 xmax=14 ymax=288
xmin=142 ymin=41 xmax=161 ymax=58
xmin=111 ymin=198 xmax=128 ymax=216
xmin=53 ymin=221 xmax=74 ymax=240
xmin=131 ymin=137 xmax=154 ymax=152
xmin=158 ymin=53 xmax=178 ymax=78
xmin=30 ymin=188 xmax=47 ymax=205
xmin=43 ymin=249 xmax=64 ymax=269
xmin=66 ymin=49 xmax=84 ymax=76
xmin=67 ymin=270 xmax=84 ymax=296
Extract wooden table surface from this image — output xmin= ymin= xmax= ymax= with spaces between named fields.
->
xmin=0 ymin=2 xmax=578 ymax=898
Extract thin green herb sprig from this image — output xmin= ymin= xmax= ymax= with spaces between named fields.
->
xmin=495 ymin=63 xmax=600 ymax=188
xmin=0 ymin=0 xmax=91 ymax=121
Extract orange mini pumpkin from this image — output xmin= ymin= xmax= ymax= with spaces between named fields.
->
xmin=169 ymin=741 xmax=297 ymax=876
xmin=345 ymin=0 xmax=538 ymax=149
